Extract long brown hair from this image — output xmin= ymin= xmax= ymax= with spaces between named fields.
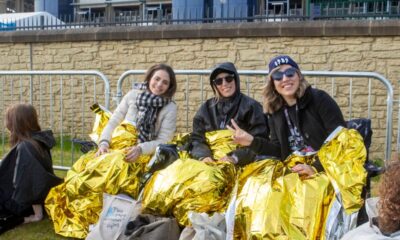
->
xmin=6 ymin=103 xmax=41 ymax=149
xmin=262 ymin=67 xmax=310 ymax=114
xmin=144 ymin=63 xmax=177 ymax=98
xmin=378 ymin=160 xmax=400 ymax=234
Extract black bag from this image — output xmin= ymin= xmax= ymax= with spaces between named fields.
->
xmin=72 ymin=139 xmax=98 ymax=153
xmin=139 ymin=144 xmax=179 ymax=191
xmin=122 ymin=214 xmax=180 ymax=240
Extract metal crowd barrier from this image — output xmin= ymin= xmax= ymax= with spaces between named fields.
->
xmin=0 ymin=70 xmax=110 ymax=171
xmin=0 ymin=70 xmax=394 ymax=170
xmin=117 ymin=70 xmax=394 ymax=166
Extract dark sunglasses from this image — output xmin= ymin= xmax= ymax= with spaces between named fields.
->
xmin=213 ymin=75 xmax=235 ymax=86
xmin=271 ymin=67 xmax=297 ymax=81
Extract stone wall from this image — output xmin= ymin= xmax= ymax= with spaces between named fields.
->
xmin=0 ymin=20 xmax=399 ymax=160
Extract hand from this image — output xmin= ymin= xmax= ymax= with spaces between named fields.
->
xmin=96 ymin=143 xmax=109 ymax=156
xmin=125 ymin=146 xmax=142 ymax=163
xmin=226 ymin=119 xmax=254 ymax=146
xmin=201 ymin=157 xmax=215 ymax=163
xmin=291 ymin=164 xmax=316 ymax=177
xmin=219 ymin=155 xmax=236 ymax=164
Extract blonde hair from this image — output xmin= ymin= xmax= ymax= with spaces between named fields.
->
xmin=262 ymin=67 xmax=310 ymax=114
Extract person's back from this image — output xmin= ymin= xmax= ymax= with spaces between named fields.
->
xmin=0 ymin=103 xmax=61 ymax=234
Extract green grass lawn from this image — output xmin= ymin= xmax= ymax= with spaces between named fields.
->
xmin=1 ymin=218 xmax=76 ymax=240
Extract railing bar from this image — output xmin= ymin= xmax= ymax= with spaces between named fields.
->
xmin=60 ymin=75 xmax=64 ymax=166
xmin=246 ymin=76 xmax=250 ymax=97
xmin=349 ymin=78 xmax=353 ymax=119
xmin=368 ymin=78 xmax=372 ymax=119
xmin=39 ymin=76 xmax=42 ymax=122
xmin=19 ymin=75 xmax=23 ymax=102
xmin=70 ymin=76 xmax=75 ymax=164
xmin=50 ymin=76 xmax=54 ymax=130
xmin=82 ymin=76 xmax=86 ymax=139
xmin=93 ymin=76 xmax=97 ymax=104
xmin=11 ymin=76 xmax=14 ymax=102
xmin=29 ymin=74 xmax=33 ymax=104
xmin=397 ymin=94 xmax=400 ymax=155
xmin=186 ymin=75 xmax=189 ymax=132
xmin=200 ymin=75 xmax=204 ymax=104
xmin=1 ymin=76 xmax=5 ymax=155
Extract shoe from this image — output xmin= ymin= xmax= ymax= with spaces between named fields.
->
xmin=365 ymin=161 xmax=383 ymax=178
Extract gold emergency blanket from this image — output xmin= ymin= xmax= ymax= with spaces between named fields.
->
xmin=205 ymin=129 xmax=238 ymax=160
xmin=234 ymin=127 xmax=366 ymax=240
xmin=318 ymin=127 xmax=367 ymax=214
xmin=142 ymin=129 xmax=237 ymax=226
xmin=45 ymin=104 xmax=151 ymax=239
xmin=234 ymin=159 xmax=333 ymax=240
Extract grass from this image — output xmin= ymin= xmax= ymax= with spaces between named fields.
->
xmin=1 ymin=219 xmax=76 ymax=240
xmin=369 ymin=158 xmax=385 ymax=197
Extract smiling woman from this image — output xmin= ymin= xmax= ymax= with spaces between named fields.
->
xmin=190 ymin=61 xmax=268 ymax=166
xmin=230 ymin=55 xmax=346 ymax=177
xmin=148 ymin=69 xmax=171 ymax=96
xmin=97 ymin=63 xmax=177 ymax=160
xmin=44 ymin=64 xmax=179 ymax=239
xmin=213 ymin=73 xmax=236 ymax=98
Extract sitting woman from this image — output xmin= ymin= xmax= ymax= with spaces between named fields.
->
xmin=96 ymin=63 xmax=177 ymax=161
xmin=45 ymin=64 xmax=178 ymax=239
xmin=230 ymin=56 xmax=367 ymax=239
xmin=0 ymin=103 xmax=61 ymax=233
xmin=140 ymin=62 xmax=268 ymax=228
xmin=229 ymin=55 xmax=346 ymax=175
xmin=191 ymin=61 xmax=268 ymax=166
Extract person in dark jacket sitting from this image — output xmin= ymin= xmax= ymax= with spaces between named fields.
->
xmin=191 ymin=62 xmax=269 ymax=166
xmin=228 ymin=55 xmax=346 ymax=175
xmin=0 ymin=103 xmax=62 ymax=233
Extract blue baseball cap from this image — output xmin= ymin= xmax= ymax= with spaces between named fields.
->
xmin=268 ymin=55 xmax=299 ymax=72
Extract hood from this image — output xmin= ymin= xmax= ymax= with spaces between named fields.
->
xmin=31 ymin=130 xmax=56 ymax=149
xmin=209 ymin=62 xmax=241 ymax=97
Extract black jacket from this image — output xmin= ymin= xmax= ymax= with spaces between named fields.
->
xmin=191 ymin=62 xmax=269 ymax=166
xmin=0 ymin=130 xmax=62 ymax=215
xmin=250 ymin=87 xmax=346 ymax=168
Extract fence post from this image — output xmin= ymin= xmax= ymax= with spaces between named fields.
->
xmin=40 ymin=15 xmax=44 ymax=30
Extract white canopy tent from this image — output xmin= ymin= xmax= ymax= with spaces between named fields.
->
xmin=0 ymin=12 xmax=65 ymax=31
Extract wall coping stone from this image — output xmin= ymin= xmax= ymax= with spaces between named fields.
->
xmin=0 ymin=20 xmax=399 ymax=43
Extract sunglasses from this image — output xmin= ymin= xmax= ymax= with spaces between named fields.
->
xmin=271 ymin=68 xmax=297 ymax=81
xmin=213 ymin=75 xmax=235 ymax=86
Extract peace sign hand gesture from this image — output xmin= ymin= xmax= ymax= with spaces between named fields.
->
xmin=227 ymin=119 xmax=254 ymax=146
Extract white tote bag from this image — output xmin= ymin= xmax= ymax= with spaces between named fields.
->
xmin=86 ymin=193 xmax=139 ymax=240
